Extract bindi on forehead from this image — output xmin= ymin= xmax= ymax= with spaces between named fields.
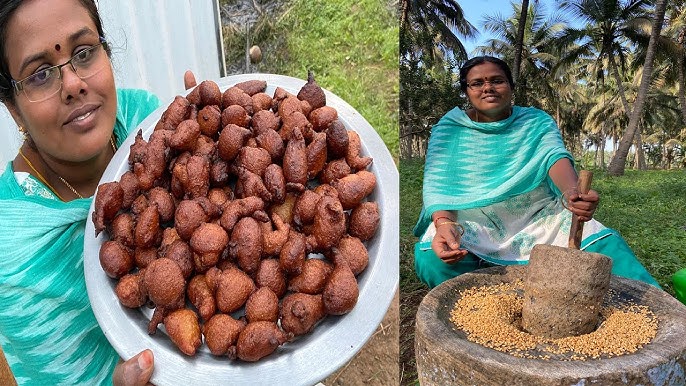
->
xmin=55 ymin=44 xmax=61 ymax=51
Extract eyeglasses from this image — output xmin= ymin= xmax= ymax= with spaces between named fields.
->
xmin=12 ymin=38 xmax=109 ymax=103
xmin=466 ymin=78 xmax=509 ymax=91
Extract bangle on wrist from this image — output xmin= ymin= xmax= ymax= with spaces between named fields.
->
xmin=436 ymin=221 xmax=464 ymax=235
xmin=433 ymin=215 xmax=455 ymax=226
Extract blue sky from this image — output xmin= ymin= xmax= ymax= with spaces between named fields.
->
xmin=458 ymin=0 xmax=560 ymax=55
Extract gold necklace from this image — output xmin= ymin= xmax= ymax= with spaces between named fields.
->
xmin=18 ymin=135 xmax=117 ymax=201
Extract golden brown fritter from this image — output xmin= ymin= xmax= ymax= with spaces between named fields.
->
xmin=261 ymin=213 xmax=290 ymax=257
xmin=99 ymin=240 xmax=134 ymax=279
xmin=279 ymin=230 xmax=308 ymax=275
xmin=187 ymin=274 xmax=216 ymax=321
xmin=348 ymin=201 xmax=380 ymax=241
xmin=331 ymin=170 xmax=376 ymax=210
xmin=309 ymin=106 xmax=337 ymax=132
xmin=322 ymin=263 xmax=359 ymax=315
xmin=115 ymin=272 xmax=147 ymax=308
xmin=217 ymin=124 xmax=251 ymax=162
xmin=144 ymin=257 xmax=186 ymax=308
xmin=280 ymin=292 xmax=326 ymax=336
xmin=203 ymin=313 xmax=246 ymax=357
xmin=164 ymin=308 xmax=202 ymax=356
xmin=216 ymin=267 xmax=256 ymax=313
xmin=222 ymin=86 xmax=254 ymax=114
xmin=245 ymin=287 xmax=279 ymax=323
xmin=134 ymin=204 xmax=161 ymax=248
xmin=197 ymin=80 xmax=222 ymax=107
xmin=263 ymin=164 xmax=286 ymax=204
xmin=197 ymin=105 xmax=222 ymax=138
xmin=93 ymin=181 xmax=124 ymax=236
xmin=254 ymin=258 xmax=287 ymax=298
xmin=288 ymin=258 xmax=333 ymax=294
xmin=234 ymin=79 xmax=267 ymax=96
xmin=297 ymin=71 xmax=326 ymax=110
xmin=306 ymin=132 xmax=327 ymax=179
xmin=229 ymin=217 xmax=263 ymax=274
xmin=311 ymin=195 xmax=346 ymax=250
xmin=332 ymin=236 xmax=369 ymax=276
xmin=221 ymin=104 xmax=251 ymax=128
xmin=319 ymin=158 xmax=351 ymax=185
xmin=109 ymin=212 xmax=135 ymax=248
xmin=236 ymin=321 xmax=288 ymax=362
xmin=325 ymin=121 xmax=349 ymax=159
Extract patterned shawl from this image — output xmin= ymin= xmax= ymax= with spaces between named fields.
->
xmin=413 ymin=105 xmax=573 ymax=237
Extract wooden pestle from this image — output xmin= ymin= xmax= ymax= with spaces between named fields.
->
xmin=521 ymin=170 xmax=612 ymax=339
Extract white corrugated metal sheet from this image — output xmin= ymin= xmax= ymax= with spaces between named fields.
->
xmin=0 ymin=0 xmax=224 ymax=172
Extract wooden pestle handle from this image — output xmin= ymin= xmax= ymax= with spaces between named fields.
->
xmin=568 ymin=170 xmax=593 ymax=249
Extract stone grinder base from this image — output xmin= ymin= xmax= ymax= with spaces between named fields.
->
xmin=415 ymin=266 xmax=686 ymax=386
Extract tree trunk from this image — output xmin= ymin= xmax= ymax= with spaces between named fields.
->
xmin=512 ymin=0 xmax=529 ymax=105
xmin=609 ymin=54 xmax=632 ymax=117
xmin=678 ymin=30 xmax=686 ymax=122
xmin=607 ymin=0 xmax=668 ymax=176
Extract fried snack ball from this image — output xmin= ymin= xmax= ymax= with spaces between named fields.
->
xmin=297 ymin=71 xmax=325 ymax=110
xmin=322 ymin=263 xmax=359 ymax=315
xmin=218 ymin=124 xmax=251 ymax=162
xmin=119 ymin=171 xmax=140 ymax=210
xmin=169 ymin=119 xmax=201 ymax=152
xmin=293 ymin=189 xmax=320 ymax=226
xmin=345 ymin=130 xmax=373 ymax=171
xmin=280 ymin=293 xmax=326 ymax=336
xmin=175 ymin=199 xmax=209 ymax=240
xmin=235 ymin=167 xmax=272 ymax=202
xmin=277 ymin=95 xmax=303 ymax=118
xmin=332 ymin=236 xmax=369 ymax=276
xmin=320 ymin=158 xmax=351 ymax=185
xmin=216 ymin=267 xmax=256 ymax=313
xmin=245 ymin=287 xmax=279 ymax=323
xmin=236 ymin=146 xmax=272 ymax=177
xmin=283 ymin=128 xmax=308 ymax=190
xmin=147 ymin=187 xmax=175 ymax=223
xmin=99 ymin=240 xmax=133 ymax=279
xmin=130 ymin=193 xmax=148 ymax=216
xmin=263 ymin=164 xmax=286 ymax=203
xmin=331 ymin=170 xmax=377 ymax=210
xmin=348 ymin=201 xmax=380 ymax=241
xmin=162 ymin=239 xmax=194 ymax=279
xmin=251 ymin=92 xmax=273 ymax=112
xmin=115 ymin=272 xmax=147 ymax=308
xmin=230 ymin=217 xmax=263 ymax=274
xmin=269 ymin=193 xmax=297 ymax=225
xmin=261 ymin=213 xmax=290 ymax=256
xmin=288 ymin=258 xmax=333 ymax=295
xmin=190 ymin=222 xmax=229 ymax=272
xmin=164 ymin=308 xmax=202 ymax=356
xmin=222 ymin=86 xmax=254 ymax=113
xmin=197 ymin=105 xmax=221 ymax=138
xmin=110 ymin=212 xmax=135 ymax=248
xmin=280 ymin=111 xmax=312 ymax=142
xmin=312 ymin=195 xmax=346 ymax=250
xmin=135 ymin=204 xmax=161 ymax=249
xmin=309 ymin=106 xmax=337 ymax=132
xmin=193 ymin=134 xmax=216 ymax=159
xmin=221 ymin=104 xmax=251 ymax=128
xmin=236 ymin=321 xmax=288 ymax=362
xmin=197 ymin=80 xmax=222 ymax=107
xmin=255 ymin=129 xmax=285 ymax=162
xmin=220 ymin=196 xmax=267 ymax=230
xmin=255 ymin=258 xmax=287 ymax=298
xmin=251 ymin=110 xmax=280 ymax=135
xmin=207 ymin=186 xmax=232 ymax=208
xmin=187 ymin=274 xmax=216 ymax=321
xmin=307 ymin=131 xmax=327 ymax=179
xmin=234 ymin=79 xmax=267 ymax=96
xmin=279 ymin=230 xmax=307 ymax=275
xmin=93 ymin=181 xmax=123 ymax=236
xmin=154 ymin=96 xmax=190 ymax=131
xmin=134 ymin=247 xmax=157 ymax=269
xmin=144 ymin=257 xmax=185 ymax=308
xmin=184 ymin=155 xmax=210 ymax=199
xmin=326 ymin=121 xmax=349 ymax=159
xmin=203 ymin=313 xmax=246 ymax=357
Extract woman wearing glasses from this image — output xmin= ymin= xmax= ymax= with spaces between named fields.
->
xmin=412 ymin=56 xmax=658 ymax=289
xmin=0 ymin=0 xmax=190 ymax=384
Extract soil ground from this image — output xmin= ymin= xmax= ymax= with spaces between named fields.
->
xmin=324 ymin=290 xmax=399 ymax=386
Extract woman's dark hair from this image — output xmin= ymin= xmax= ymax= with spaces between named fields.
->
xmin=0 ymin=0 xmax=109 ymax=104
xmin=459 ymin=56 xmax=515 ymax=92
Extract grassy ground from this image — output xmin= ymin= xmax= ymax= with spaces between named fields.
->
xmin=222 ymin=0 xmax=399 ymax=158
xmin=399 ymin=158 xmax=686 ymax=385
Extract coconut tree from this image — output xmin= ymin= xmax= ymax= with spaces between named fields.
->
xmin=608 ymin=0 xmax=669 ymax=176
xmin=400 ymin=0 xmax=477 ymax=66
xmin=478 ymin=1 xmax=566 ymax=106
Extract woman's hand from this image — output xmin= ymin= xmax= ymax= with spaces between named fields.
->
xmin=431 ymin=222 xmax=469 ymax=264
xmin=112 ymin=349 xmax=154 ymax=386
xmin=564 ymin=188 xmax=599 ymax=222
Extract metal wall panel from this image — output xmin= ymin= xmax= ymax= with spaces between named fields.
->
xmin=0 ymin=0 xmax=224 ymax=172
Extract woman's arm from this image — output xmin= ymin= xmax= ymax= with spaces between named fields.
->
xmin=548 ymin=158 xmax=599 ymax=222
xmin=430 ymin=210 xmax=468 ymax=263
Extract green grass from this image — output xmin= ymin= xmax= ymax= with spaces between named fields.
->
xmin=222 ymin=0 xmax=398 ymax=158
xmin=398 ymin=160 xmax=686 ymax=385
